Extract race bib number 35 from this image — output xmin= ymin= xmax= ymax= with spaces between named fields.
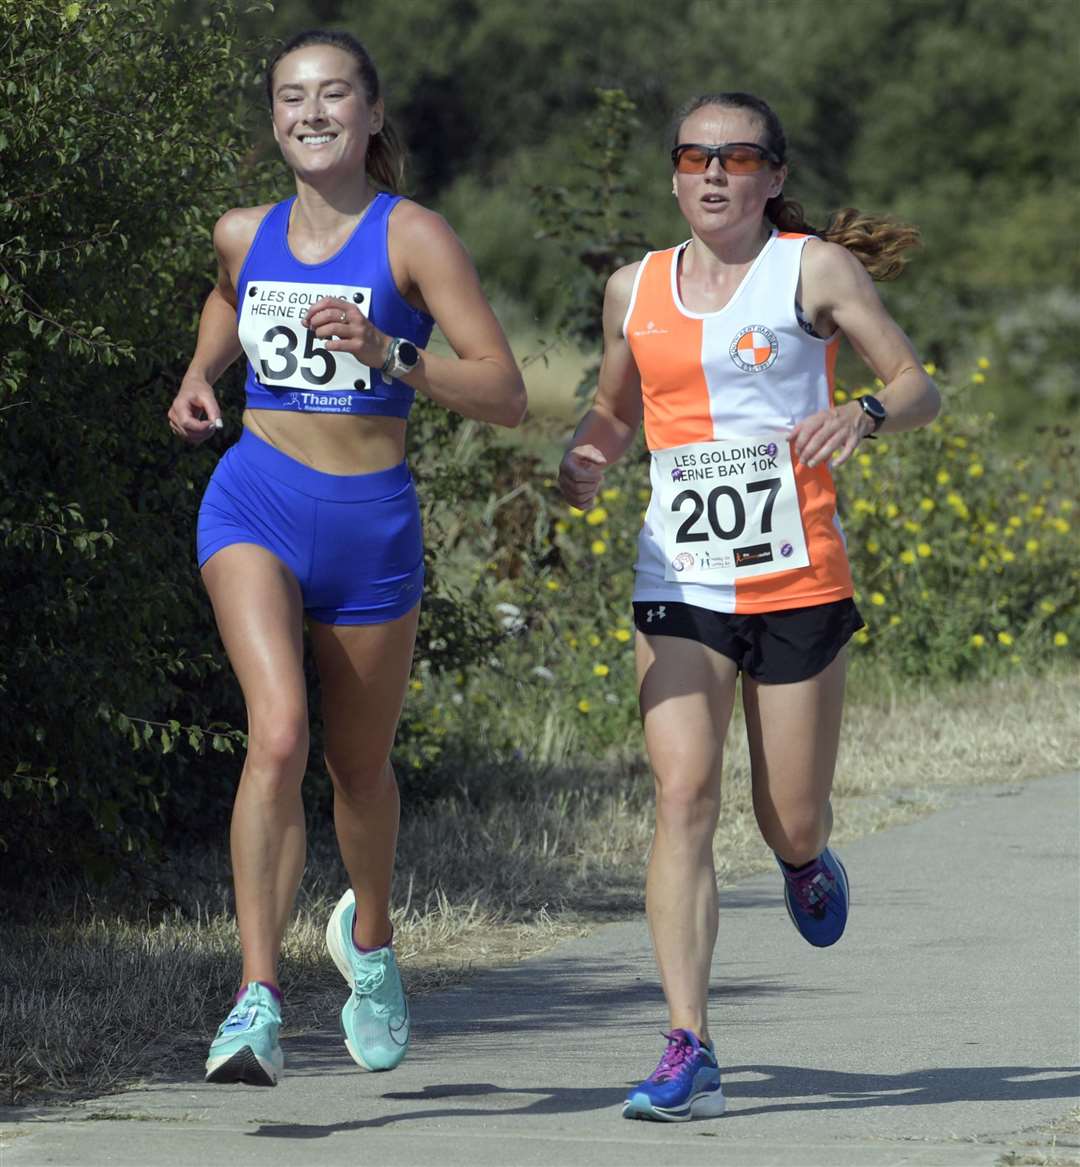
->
xmin=238 ymin=280 xmax=374 ymax=395
xmin=653 ymin=437 xmax=809 ymax=584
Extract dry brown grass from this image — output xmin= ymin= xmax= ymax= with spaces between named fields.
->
xmin=1 ymin=669 xmax=1076 ymax=1104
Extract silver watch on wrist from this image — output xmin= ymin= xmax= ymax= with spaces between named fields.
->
xmin=380 ymin=337 xmax=420 ymax=380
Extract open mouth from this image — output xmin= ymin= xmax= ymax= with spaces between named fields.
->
xmin=298 ymin=133 xmax=337 ymax=146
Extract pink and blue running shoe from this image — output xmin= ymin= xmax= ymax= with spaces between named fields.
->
xmin=623 ymin=1029 xmax=726 ymax=1121
xmin=779 ymin=846 xmax=850 ymax=947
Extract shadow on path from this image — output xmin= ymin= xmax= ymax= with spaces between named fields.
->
xmin=244 ymin=1064 xmax=1080 ymax=1139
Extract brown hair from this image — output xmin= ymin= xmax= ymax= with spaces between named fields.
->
xmin=266 ymin=29 xmax=406 ymax=194
xmin=672 ymin=92 xmax=920 ymax=281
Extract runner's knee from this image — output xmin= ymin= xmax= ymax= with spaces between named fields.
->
xmin=758 ymin=805 xmax=828 ymax=864
xmin=325 ymin=752 xmax=395 ymax=802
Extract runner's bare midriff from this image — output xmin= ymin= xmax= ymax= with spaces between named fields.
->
xmin=243 ymin=409 xmax=407 ymax=476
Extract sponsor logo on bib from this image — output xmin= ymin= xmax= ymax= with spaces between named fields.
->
xmin=729 ymin=325 xmax=779 ymax=373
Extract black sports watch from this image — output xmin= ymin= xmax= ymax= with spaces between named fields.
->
xmin=381 ymin=337 xmax=420 ymax=380
xmin=857 ymin=394 xmax=887 ymax=436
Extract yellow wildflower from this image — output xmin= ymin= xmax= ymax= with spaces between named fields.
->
xmin=586 ymin=507 xmax=608 ymax=526
xmin=978 ymin=555 xmax=989 ymax=569
xmin=857 ymin=453 xmax=872 ymax=468
xmin=903 ymin=520 xmax=921 ymax=534
xmin=971 ymin=372 xmax=986 ymax=384
xmin=970 ymin=634 xmax=986 ymax=648
xmin=591 ymin=539 xmax=607 ymax=556
xmin=984 ymin=521 xmax=998 ymax=535
xmin=1028 ymin=505 xmax=1044 ymax=519
xmin=866 ymin=539 xmax=880 ymax=554
xmin=854 ymin=629 xmax=870 ymax=645
xmin=997 ymin=631 xmax=1014 ymax=647
xmin=920 ymin=498 xmax=935 ymax=512
xmin=1025 ymin=539 xmax=1039 ymax=554
xmin=870 ymin=592 xmax=886 ymax=606
xmin=601 ymin=487 xmax=620 ymax=501
xmin=923 ymin=362 xmax=937 ymax=375
xmin=885 ymin=503 xmax=899 ymax=519
xmin=1007 ymin=515 xmax=1022 ymax=529
xmin=1054 ymin=632 xmax=1069 ymax=647
xmin=1040 ymin=600 xmax=1057 ymax=614
xmin=613 ymin=628 xmax=632 ymax=642
xmin=588 ymin=633 xmax=601 ymax=647
xmin=968 ymin=463 xmax=984 ymax=478
xmin=899 ymin=549 xmax=916 ymax=565
xmin=410 ymin=679 xmax=424 ymax=692
xmin=554 ymin=520 xmax=569 ymax=534
xmin=834 ymin=388 xmax=848 ymax=402
xmin=593 ymin=664 xmax=610 ymax=678
xmin=936 ymin=470 xmax=950 ymax=485
xmin=546 ymin=579 xmax=561 ymax=591
xmin=1001 ymin=548 xmax=1016 ymax=563
xmin=977 ymin=356 xmax=990 ymax=369
xmin=1061 ymin=499 xmax=1074 ymax=512
xmin=1051 ymin=517 xmax=1070 ymax=534
xmin=577 ymin=699 xmax=591 ymax=714
xmin=917 ymin=543 xmax=932 ymax=558
xmin=889 ymin=615 xmax=902 ymax=626
xmin=638 ymin=488 xmax=651 ymax=501
xmin=569 ymin=506 xmax=584 ymax=518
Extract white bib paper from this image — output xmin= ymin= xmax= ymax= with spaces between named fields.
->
xmin=238 ymin=280 xmax=375 ymax=394
xmin=652 ymin=437 xmax=809 ymax=584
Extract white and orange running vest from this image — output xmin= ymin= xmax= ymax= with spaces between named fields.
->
xmin=627 ymin=231 xmax=853 ymax=614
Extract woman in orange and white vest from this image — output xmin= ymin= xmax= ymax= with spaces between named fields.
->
xmin=558 ymin=91 xmax=940 ymax=1123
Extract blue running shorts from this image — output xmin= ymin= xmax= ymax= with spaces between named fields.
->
xmin=197 ymin=428 xmax=424 ymax=625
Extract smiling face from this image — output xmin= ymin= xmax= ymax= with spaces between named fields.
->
xmin=672 ymin=104 xmax=787 ymax=239
xmin=270 ymin=44 xmax=383 ymax=181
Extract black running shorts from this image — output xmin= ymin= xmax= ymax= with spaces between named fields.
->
xmin=632 ymin=598 xmax=864 ymax=685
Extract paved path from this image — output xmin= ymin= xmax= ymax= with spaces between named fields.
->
xmin=3 ymin=773 xmax=1078 ymax=1167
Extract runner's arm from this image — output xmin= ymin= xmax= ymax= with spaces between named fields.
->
xmin=792 ymin=241 xmax=941 ymax=468
xmin=168 ymin=209 xmax=262 ymax=442
xmin=558 ymin=264 xmax=643 ymax=508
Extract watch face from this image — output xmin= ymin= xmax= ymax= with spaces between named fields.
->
xmin=862 ymin=395 xmax=886 ymax=420
xmin=397 ymin=341 xmax=419 ymax=368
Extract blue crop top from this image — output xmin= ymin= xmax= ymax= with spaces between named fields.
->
xmin=235 ymin=194 xmax=434 ymax=417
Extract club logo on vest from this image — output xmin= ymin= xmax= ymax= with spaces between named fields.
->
xmin=729 ymin=325 xmax=779 ymax=373
xmin=633 ymin=319 xmax=670 ymax=338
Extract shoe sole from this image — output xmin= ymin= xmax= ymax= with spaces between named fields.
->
xmin=205 ymin=1045 xmax=281 ymax=1087
xmin=622 ymin=1087 xmax=727 ymax=1122
xmin=326 ymin=890 xmax=408 ymax=1073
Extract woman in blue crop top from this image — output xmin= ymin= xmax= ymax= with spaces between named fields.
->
xmin=166 ymin=28 xmax=526 ymax=1087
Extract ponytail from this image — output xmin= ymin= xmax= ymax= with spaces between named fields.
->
xmin=766 ymin=197 xmax=920 ymax=281
xmin=366 ymin=117 xmax=406 ymax=194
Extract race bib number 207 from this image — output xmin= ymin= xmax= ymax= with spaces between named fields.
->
xmin=653 ymin=437 xmax=809 ymax=584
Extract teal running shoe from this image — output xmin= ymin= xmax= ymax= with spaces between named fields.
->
xmin=204 ymin=981 xmax=283 ymax=1086
xmin=326 ymin=889 xmax=409 ymax=1071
